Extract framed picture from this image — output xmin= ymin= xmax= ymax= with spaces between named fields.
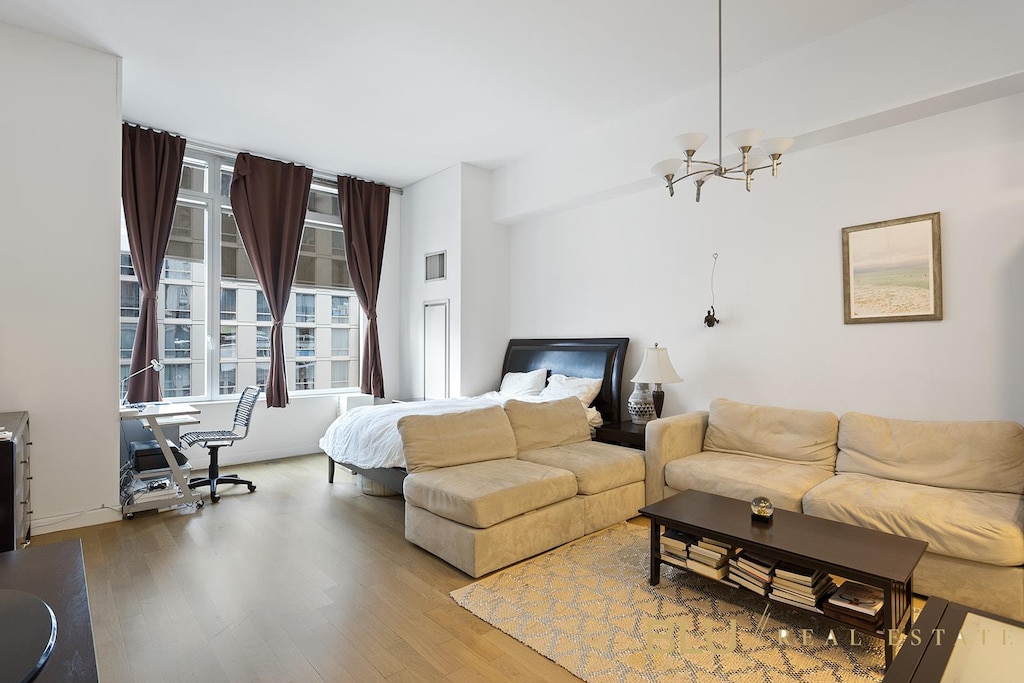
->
xmin=841 ymin=212 xmax=942 ymax=324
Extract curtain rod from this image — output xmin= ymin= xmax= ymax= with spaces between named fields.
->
xmin=124 ymin=121 xmax=403 ymax=195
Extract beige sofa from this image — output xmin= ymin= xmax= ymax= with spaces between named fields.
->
xmin=399 ymin=397 xmax=645 ymax=577
xmin=646 ymin=398 xmax=1024 ymax=620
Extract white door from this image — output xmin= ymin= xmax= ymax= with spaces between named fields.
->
xmin=423 ymin=300 xmax=449 ymax=399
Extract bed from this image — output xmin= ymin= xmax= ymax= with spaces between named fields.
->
xmin=320 ymin=337 xmax=630 ymax=493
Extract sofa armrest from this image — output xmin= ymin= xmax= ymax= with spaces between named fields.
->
xmin=643 ymin=411 xmax=709 ymax=505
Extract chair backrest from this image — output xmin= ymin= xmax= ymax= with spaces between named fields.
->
xmin=232 ymin=386 xmax=262 ymax=439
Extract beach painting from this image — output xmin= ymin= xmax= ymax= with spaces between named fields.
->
xmin=842 ymin=213 xmax=942 ymax=324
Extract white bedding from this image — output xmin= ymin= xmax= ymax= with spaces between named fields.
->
xmin=319 ymin=393 xmax=603 ymax=470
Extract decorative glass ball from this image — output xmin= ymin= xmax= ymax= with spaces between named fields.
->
xmin=751 ymin=496 xmax=774 ymax=519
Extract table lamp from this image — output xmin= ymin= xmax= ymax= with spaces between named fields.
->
xmin=121 ymin=359 xmax=164 ymax=405
xmin=628 ymin=343 xmax=683 ymax=424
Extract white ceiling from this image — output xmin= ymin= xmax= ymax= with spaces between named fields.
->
xmin=0 ymin=0 xmax=917 ymax=188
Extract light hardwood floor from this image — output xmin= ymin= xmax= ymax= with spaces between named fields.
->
xmin=35 ymin=454 xmax=582 ymax=682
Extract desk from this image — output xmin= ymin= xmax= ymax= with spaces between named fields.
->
xmin=119 ymin=403 xmax=203 ymax=518
xmin=0 ymin=540 xmax=98 ymax=681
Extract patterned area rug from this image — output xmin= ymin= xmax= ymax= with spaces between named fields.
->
xmin=451 ymin=523 xmax=890 ymax=683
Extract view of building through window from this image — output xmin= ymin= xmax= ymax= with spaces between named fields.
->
xmin=119 ymin=149 xmax=360 ymax=399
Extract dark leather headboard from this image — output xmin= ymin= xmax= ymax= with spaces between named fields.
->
xmin=501 ymin=338 xmax=630 ymax=425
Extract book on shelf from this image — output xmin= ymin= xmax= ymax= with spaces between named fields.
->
xmin=661 ymin=529 xmax=698 ymax=554
xmin=697 ymin=537 xmax=733 ymax=554
xmin=729 ymin=568 xmax=769 ymax=596
xmin=772 ymin=573 xmax=832 ymax=595
xmin=774 ymin=562 xmax=822 ymax=585
xmin=686 ymin=559 xmax=729 ymax=581
xmin=823 ymin=603 xmax=883 ymax=632
xmin=827 ymin=581 xmax=883 ymax=616
xmin=769 ymin=591 xmax=825 ymax=614
xmin=660 ymin=553 xmax=688 ymax=571
xmin=660 ymin=545 xmax=689 ymax=564
xmin=770 ymin=584 xmax=826 ymax=608
xmin=733 ymin=557 xmax=775 ymax=583
xmin=687 ymin=546 xmax=729 ymax=568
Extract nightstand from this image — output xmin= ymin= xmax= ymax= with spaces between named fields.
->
xmin=594 ymin=420 xmax=646 ymax=449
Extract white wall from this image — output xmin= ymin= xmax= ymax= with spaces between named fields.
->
xmin=0 ymin=22 xmax=124 ymax=531
xmin=507 ymin=92 xmax=1024 ymax=422
xmin=459 ymin=164 xmax=510 ymax=396
xmin=399 ymin=163 xmax=511 ymax=398
xmin=399 ymin=165 xmax=462 ymax=398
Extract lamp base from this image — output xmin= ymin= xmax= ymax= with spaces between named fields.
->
xmin=627 ymin=383 xmax=656 ymax=425
xmin=653 ymin=389 xmax=665 ymax=418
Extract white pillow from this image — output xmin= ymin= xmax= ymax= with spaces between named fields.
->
xmin=539 ymin=374 xmax=603 ymax=408
xmin=499 ymin=368 xmax=548 ymax=397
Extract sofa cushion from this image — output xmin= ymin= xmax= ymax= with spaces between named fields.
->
xmin=804 ymin=473 xmax=1024 ymax=566
xmin=403 ymin=459 xmax=578 ymax=529
xmin=664 ymin=451 xmax=834 ymax=513
xmin=704 ymin=398 xmax=838 ymax=471
xmin=398 ymin=405 xmax=516 ymax=474
xmin=503 ymin=397 xmax=591 ymax=451
xmin=837 ymin=412 xmax=1024 ymax=494
xmin=519 ymin=440 xmax=644 ymax=495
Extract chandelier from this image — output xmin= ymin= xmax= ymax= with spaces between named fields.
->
xmin=652 ymin=0 xmax=794 ymax=202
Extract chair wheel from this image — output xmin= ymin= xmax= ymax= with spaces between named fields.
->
xmin=211 ymin=493 xmax=221 ymax=502
xmin=196 ymin=499 xmax=205 ymax=509
xmin=248 ymin=483 xmax=257 ymax=492
xmin=125 ymin=512 xmax=134 ymax=520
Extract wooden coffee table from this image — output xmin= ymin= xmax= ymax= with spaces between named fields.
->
xmin=639 ymin=490 xmax=928 ymax=667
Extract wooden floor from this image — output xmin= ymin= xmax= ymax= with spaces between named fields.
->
xmin=35 ymin=454 xmax=582 ymax=682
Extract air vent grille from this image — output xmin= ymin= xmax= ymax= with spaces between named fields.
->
xmin=425 ymin=251 xmax=446 ymax=281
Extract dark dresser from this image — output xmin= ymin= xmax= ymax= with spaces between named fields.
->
xmin=1 ymin=411 xmax=31 ymax=552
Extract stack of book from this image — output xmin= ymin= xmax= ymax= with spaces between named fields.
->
xmin=769 ymin=562 xmax=836 ymax=612
xmin=659 ymin=528 xmax=699 ymax=570
xmin=824 ymin=581 xmax=884 ymax=632
xmin=729 ymin=551 xmax=777 ymax=595
xmin=686 ymin=536 xmax=735 ymax=581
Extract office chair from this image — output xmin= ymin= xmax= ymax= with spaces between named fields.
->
xmin=181 ymin=385 xmax=261 ymax=502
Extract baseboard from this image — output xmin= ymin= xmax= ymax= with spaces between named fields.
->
xmin=32 ymin=505 xmax=123 ymax=536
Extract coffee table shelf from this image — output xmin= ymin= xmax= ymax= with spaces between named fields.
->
xmin=640 ymin=490 xmax=929 ymax=667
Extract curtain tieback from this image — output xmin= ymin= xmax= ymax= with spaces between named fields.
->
xmin=141 ymin=291 xmax=158 ymax=301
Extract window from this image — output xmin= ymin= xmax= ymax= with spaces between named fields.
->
xmin=255 ymin=362 xmax=269 ymax=388
xmin=295 ymin=361 xmax=315 ymax=390
xmin=220 ymin=363 xmax=237 ymax=394
xmin=220 ymin=287 xmax=236 ymax=320
xmin=331 ymin=361 xmax=350 ymax=389
xmin=164 ymin=324 xmax=191 ymax=358
xmin=296 ymin=327 xmax=315 ymax=357
xmin=256 ymin=326 xmax=271 ymax=358
xmin=119 ymin=151 xmax=359 ymax=399
xmin=163 ymin=363 xmax=192 ymax=398
xmin=164 ymin=258 xmax=191 ymax=281
xmin=164 ymin=284 xmax=191 ymax=319
xmin=120 ymin=323 xmax=135 ymax=360
xmin=220 ymin=326 xmax=237 ymax=359
xmin=256 ymin=291 xmax=272 ymax=321
xmin=295 ymin=293 xmax=315 ymax=323
xmin=331 ymin=296 xmax=349 ymax=323
xmin=121 ymin=281 xmax=140 ymax=317
xmin=331 ymin=328 xmax=349 ymax=356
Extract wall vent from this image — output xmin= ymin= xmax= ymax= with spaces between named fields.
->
xmin=425 ymin=251 xmax=446 ymax=281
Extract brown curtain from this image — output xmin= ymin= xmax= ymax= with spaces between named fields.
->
xmin=337 ymin=176 xmax=390 ymax=398
xmin=231 ymin=153 xmax=313 ymax=407
xmin=121 ymin=123 xmax=186 ymax=403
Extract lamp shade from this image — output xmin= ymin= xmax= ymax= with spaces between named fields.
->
xmin=630 ymin=345 xmax=683 ymax=384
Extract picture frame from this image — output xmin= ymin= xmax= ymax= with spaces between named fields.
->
xmin=841 ymin=212 xmax=942 ymax=324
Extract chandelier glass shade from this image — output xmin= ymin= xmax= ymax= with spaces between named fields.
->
xmin=652 ymin=0 xmax=794 ymax=201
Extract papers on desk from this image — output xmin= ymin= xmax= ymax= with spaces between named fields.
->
xmin=119 ymin=407 xmax=140 ymax=418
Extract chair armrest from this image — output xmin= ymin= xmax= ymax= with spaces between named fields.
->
xmin=644 ymin=411 xmax=709 ymax=505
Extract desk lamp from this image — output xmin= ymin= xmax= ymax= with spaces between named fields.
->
xmin=628 ymin=343 xmax=683 ymax=424
xmin=121 ymin=359 xmax=164 ymax=405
